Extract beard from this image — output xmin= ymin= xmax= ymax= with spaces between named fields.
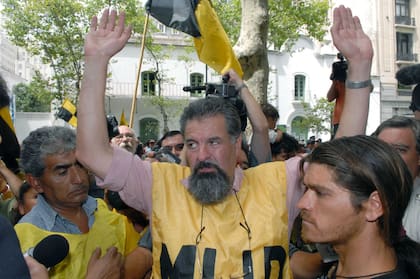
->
xmin=188 ymin=161 xmax=232 ymax=205
xmin=119 ymin=142 xmax=134 ymax=153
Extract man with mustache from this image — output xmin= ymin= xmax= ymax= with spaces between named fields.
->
xmin=158 ymin=130 xmax=185 ymax=159
xmin=372 ymin=116 xmax=420 ymax=243
xmin=188 ymin=161 xmax=231 ymax=204
xmin=298 ymin=136 xmax=420 ymax=278
xmin=77 ymin=6 xmax=373 ymax=278
xmin=15 ymin=126 xmax=152 ymax=279
xmin=110 ymin=125 xmax=139 ymax=154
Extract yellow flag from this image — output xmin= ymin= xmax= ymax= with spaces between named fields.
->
xmin=0 ymin=106 xmax=15 ymax=133
xmin=57 ymin=99 xmax=77 ymax=127
xmin=193 ymin=0 xmax=243 ymax=77
xmin=120 ymin=110 xmax=128 ymax=126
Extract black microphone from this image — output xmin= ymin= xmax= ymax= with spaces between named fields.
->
xmin=222 ymin=73 xmax=230 ymax=83
xmin=395 ymin=64 xmax=420 ymax=85
xmin=182 ymin=85 xmax=207 ymax=92
xmin=28 ymin=235 xmax=70 ymax=268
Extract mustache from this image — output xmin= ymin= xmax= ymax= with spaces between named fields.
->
xmin=300 ymin=210 xmax=314 ymax=223
xmin=193 ymin=161 xmax=220 ymax=172
xmin=189 ymin=161 xmax=231 ymax=205
xmin=71 ymin=185 xmax=89 ymax=193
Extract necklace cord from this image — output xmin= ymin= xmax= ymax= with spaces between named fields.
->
xmin=196 ymin=205 xmax=205 ymax=245
xmin=195 ymin=190 xmax=254 ymax=277
xmin=335 ymin=267 xmax=397 ymax=278
xmin=233 ymin=190 xmax=252 ymax=240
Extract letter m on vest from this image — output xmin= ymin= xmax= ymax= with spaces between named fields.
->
xmin=160 ymin=244 xmax=217 ymax=278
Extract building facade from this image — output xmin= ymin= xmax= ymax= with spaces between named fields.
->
xmin=4 ymin=1 xmax=419 ymax=143
xmin=376 ymin=0 xmax=419 ymax=119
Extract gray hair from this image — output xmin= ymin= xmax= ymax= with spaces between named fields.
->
xmin=179 ymin=98 xmax=241 ymax=142
xmin=371 ymin=116 xmax=420 ymax=154
xmin=20 ymin=126 xmax=76 ymax=177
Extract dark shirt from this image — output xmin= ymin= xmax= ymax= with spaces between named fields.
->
xmin=0 ymin=215 xmax=31 ymax=278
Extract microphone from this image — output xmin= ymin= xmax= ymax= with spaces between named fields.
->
xmin=182 ymin=85 xmax=207 ymax=92
xmin=28 ymin=234 xmax=70 ymax=268
xmin=395 ymin=64 xmax=420 ymax=85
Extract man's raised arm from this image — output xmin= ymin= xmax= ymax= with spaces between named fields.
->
xmin=332 ymin=6 xmax=374 ymax=138
xmin=76 ymin=9 xmax=132 ymax=178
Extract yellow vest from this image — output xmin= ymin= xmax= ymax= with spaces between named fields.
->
xmin=15 ymin=199 xmax=139 ymax=279
xmin=151 ymin=162 xmax=291 ymax=278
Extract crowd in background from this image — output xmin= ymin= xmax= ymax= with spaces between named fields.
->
xmin=0 ymin=4 xmax=419 ymax=279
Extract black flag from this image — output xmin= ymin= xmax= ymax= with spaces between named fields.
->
xmin=145 ymin=0 xmax=201 ymax=37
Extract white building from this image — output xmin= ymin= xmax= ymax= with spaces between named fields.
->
xmin=5 ymin=0 xmax=419 ymax=143
xmin=103 ymin=1 xmax=382 ymax=143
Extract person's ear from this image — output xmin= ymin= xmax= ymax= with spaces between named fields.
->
xmin=365 ymin=190 xmax=383 ymax=222
xmin=25 ymin=174 xmax=44 ymax=194
xmin=235 ymin=136 xmax=242 ymax=152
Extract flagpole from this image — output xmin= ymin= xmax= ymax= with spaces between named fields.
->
xmin=129 ymin=13 xmax=150 ymax=128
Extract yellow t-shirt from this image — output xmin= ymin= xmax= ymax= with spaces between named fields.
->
xmin=151 ymin=161 xmax=291 ymax=278
xmin=15 ymin=199 xmax=139 ymax=279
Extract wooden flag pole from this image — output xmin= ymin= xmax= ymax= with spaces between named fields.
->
xmin=129 ymin=13 xmax=150 ymax=128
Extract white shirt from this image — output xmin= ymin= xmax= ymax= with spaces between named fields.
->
xmin=402 ymin=176 xmax=420 ymax=242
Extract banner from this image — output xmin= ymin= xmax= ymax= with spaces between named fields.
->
xmin=193 ymin=0 xmax=243 ymax=76
xmin=146 ymin=0 xmax=243 ymax=76
xmin=120 ymin=110 xmax=128 ymax=126
xmin=57 ymin=99 xmax=77 ymax=127
xmin=145 ymin=0 xmax=201 ymax=37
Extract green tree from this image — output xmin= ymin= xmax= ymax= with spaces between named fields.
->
xmin=13 ymin=71 xmax=54 ymax=112
xmin=214 ymin=0 xmax=329 ymax=50
xmin=301 ymin=97 xmax=334 ymax=136
xmin=149 ymin=96 xmax=189 ymax=134
xmin=213 ymin=0 xmax=329 ymax=103
xmin=1 ymin=0 xmax=145 ymax=103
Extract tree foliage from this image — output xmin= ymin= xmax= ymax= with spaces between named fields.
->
xmin=212 ymin=0 xmax=329 ymax=104
xmin=1 ymin=0 xmax=146 ymax=102
xmin=149 ymin=96 xmax=189 ymax=134
xmin=213 ymin=0 xmax=329 ymax=50
xmin=13 ymin=71 xmax=54 ymax=112
xmin=301 ymin=97 xmax=334 ymax=136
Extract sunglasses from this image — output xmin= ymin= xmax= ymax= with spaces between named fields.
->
xmin=162 ymin=143 xmax=184 ymax=152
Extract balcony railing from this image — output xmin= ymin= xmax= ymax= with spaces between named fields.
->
xmin=396 ymin=52 xmax=417 ymax=62
xmin=107 ymin=82 xmax=205 ymax=99
xmin=395 ymin=16 xmax=415 ymax=26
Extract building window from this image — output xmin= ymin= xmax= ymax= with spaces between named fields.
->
xmin=139 ymin=117 xmax=159 ymax=144
xmin=171 ymin=28 xmax=180 ymax=35
xmin=395 ymin=0 xmax=411 ymax=25
xmin=291 ymin=116 xmax=308 ymax=142
xmin=142 ymin=71 xmax=156 ymax=96
xmin=396 ymin=32 xmax=413 ymax=61
xmin=190 ymin=73 xmax=204 ymax=95
xmin=156 ymin=22 xmax=166 ymax=33
xmin=294 ymin=74 xmax=306 ymax=100
xmin=396 ymin=0 xmax=410 ymax=17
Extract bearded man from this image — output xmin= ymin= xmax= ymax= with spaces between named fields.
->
xmin=110 ymin=125 xmax=139 ymax=154
xmin=77 ymin=7 xmax=374 ymax=278
xmin=81 ymin=94 xmax=293 ymax=278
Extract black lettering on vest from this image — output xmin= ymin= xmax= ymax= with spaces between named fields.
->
xmin=160 ymin=244 xmax=216 ymax=278
xmin=160 ymin=244 xmax=195 ymax=278
xmin=243 ymin=250 xmax=254 ymax=279
xmin=202 ymin=248 xmax=216 ymax=278
xmin=264 ymin=246 xmax=287 ymax=278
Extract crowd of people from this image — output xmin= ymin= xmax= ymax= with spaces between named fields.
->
xmin=0 ymin=4 xmax=419 ymax=279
